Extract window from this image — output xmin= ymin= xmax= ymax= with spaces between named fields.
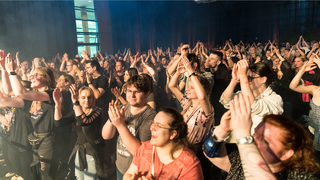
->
xmin=74 ymin=0 xmax=100 ymax=57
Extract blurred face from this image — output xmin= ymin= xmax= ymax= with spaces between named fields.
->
xmin=266 ymin=51 xmax=271 ymax=58
xmin=207 ymin=54 xmax=220 ymax=68
xmin=116 ymin=62 xmax=124 ymax=73
xmin=103 ymin=60 xmax=109 ymax=69
xmin=48 ymin=62 xmax=55 ymax=69
xmin=253 ymin=122 xmax=287 ymax=165
xmin=273 ymin=59 xmax=280 ymax=68
xmin=126 ymin=85 xmax=148 ymax=107
xmin=79 ymin=90 xmax=94 ymax=109
xmin=30 ymin=69 xmax=46 ymax=89
xmin=150 ymin=112 xmax=174 ymax=147
xmin=248 ymin=71 xmax=264 ymax=91
xmin=295 ymin=50 xmax=301 ymax=57
xmin=286 ymin=42 xmax=291 ymax=49
xmin=294 ymin=57 xmax=304 ymax=68
xmin=186 ymin=81 xmax=198 ymax=99
xmin=143 ymin=66 xmax=149 ymax=74
xmin=22 ymin=61 xmax=29 ymax=69
xmin=118 ymin=56 xmax=123 ymax=61
xmin=85 ymin=63 xmax=95 ymax=75
xmin=249 ymin=47 xmax=255 ymax=54
xmin=56 ymin=75 xmax=67 ymax=89
xmin=66 ymin=62 xmax=73 ymax=72
xmin=161 ymin=58 xmax=167 ymax=65
xmin=124 ymin=70 xmax=130 ymax=82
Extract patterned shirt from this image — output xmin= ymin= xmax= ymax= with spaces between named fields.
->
xmin=180 ymin=96 xmax=214 ymax=144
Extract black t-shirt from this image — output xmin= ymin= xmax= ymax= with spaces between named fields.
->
xmin=23 ymin=89 xmax=55 ymax=133
xmin=8 ymin=107 xmax=33 ymax=152
xmin=54 ymin=107 xmax=103 ymax=145
xmin=84 ymin=75 xmax=111 ymax=109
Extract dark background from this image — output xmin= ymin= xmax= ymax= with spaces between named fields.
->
xmin=0 ymin=0 xmax=320 ymax=60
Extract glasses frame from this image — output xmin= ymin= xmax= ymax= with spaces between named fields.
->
xmin=248 ymin=76 xmax=261 ymax=81
xmin=150 ymin=120 xmax=171 ymax=131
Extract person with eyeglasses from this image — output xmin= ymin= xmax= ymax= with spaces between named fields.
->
xmin=123 ymin=108 xmax=204 ymax=180
xmin=220 ymin=60 xmax=283 ymax=142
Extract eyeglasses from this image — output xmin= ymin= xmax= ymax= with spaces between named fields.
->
xmin=248 ymin=76 xmax=261 ymax=81
xmin=150 ymin=120 xmax=171 ymax=131
xmin=30 ymin=73 xmax=43 ymax=79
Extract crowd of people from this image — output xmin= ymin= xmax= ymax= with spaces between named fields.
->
xmin=0 ymin=36 xmax=319 ymax=180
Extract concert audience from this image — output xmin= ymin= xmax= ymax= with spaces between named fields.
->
xmin=0 ymin=36 xmax=320 ymax=180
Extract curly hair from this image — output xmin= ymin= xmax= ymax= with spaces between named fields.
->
xmin=263 ymin=114 xmax=320 ymax=174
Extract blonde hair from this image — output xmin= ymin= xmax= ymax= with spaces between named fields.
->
xmin=79 ymin=86 xmax=96 ymax=109
xmin=29 ymin=67 xmax=55 ymax=114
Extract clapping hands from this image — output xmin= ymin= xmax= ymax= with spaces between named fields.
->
xmin=108 ymin=100 xmax=125 ymax=128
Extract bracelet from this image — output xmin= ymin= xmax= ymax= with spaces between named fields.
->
xmin=203 ymin=133 xmax=226 ymax=158
xmin=73 ymin=101 xmax=80 ymax=106
xmin=176 ymin=72 xmax=181 ymax=76
xmin=9 ymin=72 xmax=16 ymax=76
xmin=189 ymin=72 xmax=196 ymax=78
xmin=55 ymin=106 xmax=62 ymax=109
xmin=88 ymin=83 xmax=92 ymax=85
xmin=240 ymin=80 xmax=249 ymax=84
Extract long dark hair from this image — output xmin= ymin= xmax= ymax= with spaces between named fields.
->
xmin=160 ymin=108 xmax=190 ymax=159
xmin=249 ymin=62 xmax=273 ymax=87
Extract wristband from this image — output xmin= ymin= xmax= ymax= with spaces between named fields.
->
xmin=240 ymin=80 xmax=249 ymax=84
xmin=189 ymin=72 xmax=196 ymax=78
xmin=9 ymin=72 xmax=16 ymax=76
xmin=176 ymin=72 xmax=181 ymax=76
xmin=73 ymin=101 xmax=80 ymax=106
xmin=203 ymin=132 xmax=226 ymax=158
xmin=88 ymin=83 xmax=92 ymax=85
xmin=55 ymin=106 xmax=62 ymax=109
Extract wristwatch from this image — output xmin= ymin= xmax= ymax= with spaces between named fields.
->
xmin=236 ymin=135 xmax=254 ymax=145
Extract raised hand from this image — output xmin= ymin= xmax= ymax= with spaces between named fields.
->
xmin=231 ymin=64 xmax=240 ymax=82
xmin=53 ymin=87 xmax=63 ymax=106
xmin=108 ymin=100 xmax=125 ymax=128
xmin=87 ymin=73 xmax=93 ymax=84
xmin=33 ymin=58 xmax=41 ymax=68
xmin=229 ymin=93 xmax=252 ymax=138
xmin=5 ymin=53 xmax=17 ymax=73
xmin=111 ymin=87 xmax=121 ymax=98
xmin=219 ymin=110 xmax=232 ymax=132
xmin=181 ymin=44 xmax=189 ymax=57
xmin=237 ymin=60 xmax=249 ymax=77
xmin=177 ymin=61 xmax=186 ymax=75
xmin=69 ymin=84 xmax=79 ymax=103
xmin=0 ymin=50 xmax=6 ymax=70
xmin=15 ymin=52 xmax=19 ymax=60
xmin=181 ymin=56 xmax=193 ymax=75
xmin=301 ymin=58 xmax=317 ymax=72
